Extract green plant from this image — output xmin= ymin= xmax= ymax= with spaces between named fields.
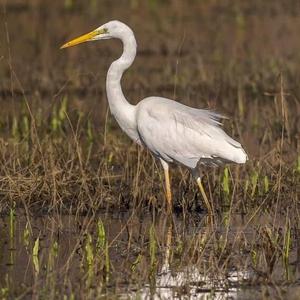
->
xmin=251 ymin=170 xmax=259 ymax=197
xmin=33 ymin=237 xmax=40 ymax=274
xmin=222 ymin=167 xmax=230 ymax=196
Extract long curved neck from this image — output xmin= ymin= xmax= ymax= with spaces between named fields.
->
xmin=106 ymin=30 xmax=137 ymax=140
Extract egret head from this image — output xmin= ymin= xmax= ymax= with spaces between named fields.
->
xmin=60 ymin=20 xmax=131 ymax=49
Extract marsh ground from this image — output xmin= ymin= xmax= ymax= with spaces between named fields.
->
xmin=0 ymin=0 xmax=299 ymax=299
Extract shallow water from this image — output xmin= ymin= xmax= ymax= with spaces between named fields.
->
xmin=0 ymin=209 xmax=299 ymax=299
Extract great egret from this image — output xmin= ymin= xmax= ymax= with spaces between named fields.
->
xmin=61 ymin=20 xmax=247 ymax=214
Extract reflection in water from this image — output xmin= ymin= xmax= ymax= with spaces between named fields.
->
xmin=137 ymin=268 xmax=249 ymax=299
xmin=133 ymin=221 xmax=250 ymax=299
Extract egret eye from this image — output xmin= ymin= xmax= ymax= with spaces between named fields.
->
xmin=99 ymin=28 xmax=108 ymax=34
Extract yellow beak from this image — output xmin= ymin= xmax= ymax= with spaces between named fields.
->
xmin=60 ymin=29 xmax=99 ymax=49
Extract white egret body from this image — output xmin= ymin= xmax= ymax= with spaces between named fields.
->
xmin=61 ymin=20 xmax=248 ymax=213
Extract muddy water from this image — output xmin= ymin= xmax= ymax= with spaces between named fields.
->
xmin=0 ymin=210 xmax=299 ymax=299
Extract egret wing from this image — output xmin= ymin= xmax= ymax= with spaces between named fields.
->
xmin=136 ymin=97 xmax=247 ymax=168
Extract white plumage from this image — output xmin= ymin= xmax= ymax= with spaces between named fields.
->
xmin=136 ymin=97 xmax=247 ymax=169
xmin=61 ymin=20 xmax=248 ymax=213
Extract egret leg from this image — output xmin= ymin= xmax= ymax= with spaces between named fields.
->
xmin=196 ymin=177 xmax=213 ymax=216
xmin=160 ymin=160 xmax=172 ymax=211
